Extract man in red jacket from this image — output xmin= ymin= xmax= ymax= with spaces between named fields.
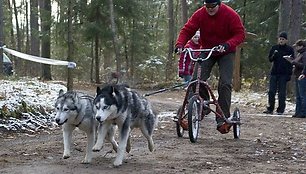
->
xmin=175 ymin=0 xmax=245 ymax=133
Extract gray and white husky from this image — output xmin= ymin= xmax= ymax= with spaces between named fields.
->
xmin=54 ymin=89 xmax=118 ymax=163
xmin=92 ymin=84 xmax=158 ymax=166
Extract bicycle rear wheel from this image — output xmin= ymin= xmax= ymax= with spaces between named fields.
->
xmin=233 ymin=107 xmax=241 ymax=139
xmin=188 ymin=97 xmax=200 ymax=143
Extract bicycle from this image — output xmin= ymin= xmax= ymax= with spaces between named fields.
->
xmin=174 ymin=46 xmax=241 ymax=143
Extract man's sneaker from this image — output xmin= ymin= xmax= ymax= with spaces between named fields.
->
xmin=216 ymin=121 xmax=224 ymax=128
xmin=276 ymin=112 xmax=283 ymax=115
xmin=217 ymin=122 xmax=231 ymax=134
xmin=263 ymin=110 xmax=273 ymax=114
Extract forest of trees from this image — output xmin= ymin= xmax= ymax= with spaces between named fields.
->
xmin=0 ymin=0 xmax=305 ymax=91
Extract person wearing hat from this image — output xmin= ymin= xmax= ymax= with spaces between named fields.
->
xmin=297 ymin=44 xmax=306 ymax=118
xmin=178 ymin=31 xmax=200 ymax=87
xmin=174 ymin=0 xmax=245 ymax=133
xmin=284 ymin=39 xmax=306 ymax=118
xmin=263 ymin=32 xmax=294 ymax=115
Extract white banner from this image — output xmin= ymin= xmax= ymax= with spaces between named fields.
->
xmin=1 ymin=47 xmax=76 ymax=68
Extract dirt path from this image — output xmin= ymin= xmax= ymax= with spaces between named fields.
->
xmin=1 ymin=89 xmax=306 ymax=174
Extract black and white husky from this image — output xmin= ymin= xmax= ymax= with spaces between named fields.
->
xmin=54 ymin=89 xmax=118 ymax=163
xmin=92 ymin=84 xmax=158 ymax=166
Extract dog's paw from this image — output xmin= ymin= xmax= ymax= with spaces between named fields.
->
xmin=63 ymin=154 xmax=70 ymax=159
xmin=113 ymin=159 xmax=122 ymax=167
xmin=81 ymin=159 xmax=91 ymax=164
xmin=148 ymin=139 xmax=154 ymax=152
xmin=92 ymin=145 xmax=103 ymax=152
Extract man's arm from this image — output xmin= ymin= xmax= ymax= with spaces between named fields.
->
xmin=175 ymin=9 xmax=201 ymax=48
xmin=224 ymin=12 xmax=245 ymax=50
xmin=268 ymin=48 xmax=277 ymax=62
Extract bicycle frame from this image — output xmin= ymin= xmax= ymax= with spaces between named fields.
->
xmin=175 ymin=47 xmax=241 ymax=140
xmin=178 ymin=47 xmax=224 ymax=124
xmin=177 ymin=47 xmax=239 ymax=128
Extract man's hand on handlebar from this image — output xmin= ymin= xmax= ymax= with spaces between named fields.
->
xmin=174 ymin=46 xmax=183 ymax=54
xmin=216 ymin=43 xmax=229 ymax=53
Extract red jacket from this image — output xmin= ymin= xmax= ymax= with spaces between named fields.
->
xmin=176 ymin=3 xmax=245 ymax=55
xmin=178 ymin=40 xmax=200 ymax=76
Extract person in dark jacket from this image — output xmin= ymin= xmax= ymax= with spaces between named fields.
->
xmin=175 ymin=0 xmax=245 ymax=133
xmin=284 ymin=39 xmax=306 ymax=118
xmin=263 ymin=32 xmax=294 ymax=115
xmin=178 ymin=31 xmax=200 ymax=86
xmin=293 ymin=40 xmax=306 ymax=118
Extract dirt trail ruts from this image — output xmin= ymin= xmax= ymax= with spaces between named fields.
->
xmin=1 ymin=89 xmax=306 ymax=174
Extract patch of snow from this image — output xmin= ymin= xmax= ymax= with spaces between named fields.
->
xmin=0 ymin=78 xmax=66 ymax=133
xmin=232 ymin=91 xmax=295 ymax=114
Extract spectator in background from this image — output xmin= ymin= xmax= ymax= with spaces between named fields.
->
xmin=178 ymin=31 xmax=200 ymax=87
xmin=297 ymin=51 xmax=306 ymax=118
xmin=263 ymin=32 xmax=294 ymax=115
xmin=284 ymin=39 xmax=306 ymax=118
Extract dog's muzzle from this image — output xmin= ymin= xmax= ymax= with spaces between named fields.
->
xmin=55 ymin=118 xmax=67 ymax=125
xmin=96 ymin=116 xmax=103 ymax=123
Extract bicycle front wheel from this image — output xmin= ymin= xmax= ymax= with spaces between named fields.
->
xmin=233 ymin=107 xmax=241 ymax=139
xmin=188 ymin=97 xmax=200 ymax=143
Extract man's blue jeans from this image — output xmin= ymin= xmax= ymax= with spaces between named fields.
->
xmin=267 ymin=75 xmax=288 ymax=113
xmin=297 ymin=77 xmax=306 ymax=116
xmin=295 ymin=77 xmax=302 ymax=115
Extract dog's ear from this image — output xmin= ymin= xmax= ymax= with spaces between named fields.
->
xmin=96 ymin=86 xmax=102 ymax=95
xmin=59 ymin=89 xmax=65 ymax=96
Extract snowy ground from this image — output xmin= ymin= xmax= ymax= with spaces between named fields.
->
xmin=0 ymin=78 xmax=295 ymax=133
xmin=0 ymin=78 xmax=66 ymax=133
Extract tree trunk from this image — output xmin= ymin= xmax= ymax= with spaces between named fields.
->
xmin=233 ymin=45 xmax=242 ymax=92
xmin=40 ymin=0 xmax=52 ymax=80
xmin=25 ymin=1 xmax=30 ymax=54
xmin=109 ymin=0 xmax=121 ymax=73
xmin=278 ymin=0 xmax=291 ymax=34
xmin=288 ymin=0 xmax=302 ymax=45
xmin=124 ymin=36 xmax=129 ymax=80
xmin=166 ymin=0 xmax=175 ymax=81
xmin=67 ymin=0 xmax=74 ymax=90
xmin=90 ymin=40 xmax=94 ymax=83
xmin=154 ymin=3 xmax=164 ymax=43
xmin=102 ymin=48 xmax=112 ymax=82
xmin=12 ymin=0 xmax=21 ymax=51
xmin=6 ymin=0 xmax=15 ymax=50
xmin=130 ymin=19 xmax=135 ymax=81
xmin=0 ymin=0 xmax=4 ymax=76
xmin=30 ymin=0 xmax=41 ymax=77
xmin=94 ymin=36 xmax=100 ymax=84
xmin=287 ymin=0 xmax=303 ymax=99
xmin=181 ymin=0 xmax=188 ymax=24
xmin=12 ymin=0 xmax=24 ymax=75
xmin=233 ymin=0 xmax=247 ymax=92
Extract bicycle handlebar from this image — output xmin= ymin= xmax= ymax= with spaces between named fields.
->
xmin=182 ymin=46 xmax=222 ymax=61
